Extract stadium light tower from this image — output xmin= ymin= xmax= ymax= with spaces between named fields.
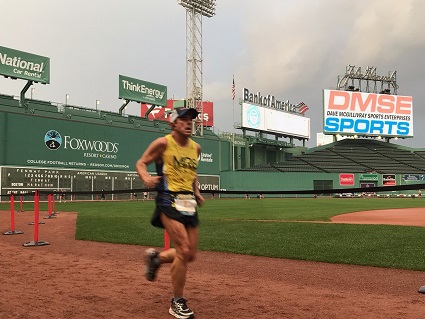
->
xmin=178 ymin=0 xmax=216 ymax=136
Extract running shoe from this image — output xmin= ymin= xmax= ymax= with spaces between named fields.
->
xmin=169 ymin=298 xmax=194 ymax=319
xmin=145 ymin=248 xmax=160 ymax=281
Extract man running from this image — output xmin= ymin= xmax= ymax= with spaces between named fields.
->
xmin=136 ymin=107 xmax=204 ymax=319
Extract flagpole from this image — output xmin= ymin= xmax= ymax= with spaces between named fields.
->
xmin=232 ymin=75 xmax=235 ymax=171
xmin=232 ymin=98 xmax=235 ymax=171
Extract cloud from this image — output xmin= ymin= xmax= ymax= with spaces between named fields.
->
xmin=1 ymin=0 xmax=425 ymax=147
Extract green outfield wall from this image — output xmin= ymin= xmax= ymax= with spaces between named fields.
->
xmin=0 ymin=97 xmax=226 ymax=197
xmin=0 ymin=95 xmax=423 ymax=198
xmin=0 ymin=110 xmax=223 ymax=174
xmin=219 ymin=171 xmax=423 ymax=197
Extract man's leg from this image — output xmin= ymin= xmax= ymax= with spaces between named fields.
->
xmin=160 ymin=214 xmax=198 ymax=297
xmin=150 ymin=223 xmax=198 ymax=283
xmin=160 ymin=214 xmax=198 ymax=318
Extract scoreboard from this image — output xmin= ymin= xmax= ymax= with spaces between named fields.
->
xmin=0 ymin=166 xmax=220 ymax=200
xmin=0 ymin=166 xmax=144 ymax=200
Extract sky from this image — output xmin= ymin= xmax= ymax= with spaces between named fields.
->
xmin=1 ymin=0 xmax=425 ymax=149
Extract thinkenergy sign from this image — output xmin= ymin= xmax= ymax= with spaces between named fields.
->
xmin=119 ymin=75 xmax=167 ymax=106
xmin=0 ymin=46 xmax=50 ymax=84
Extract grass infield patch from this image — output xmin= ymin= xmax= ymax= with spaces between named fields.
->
xmin=2 ymin=198 xmax=425 ymax=270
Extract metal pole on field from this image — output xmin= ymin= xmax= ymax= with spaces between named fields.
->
xmin=44 ymin=194 xmax=56 ymax=219
xmin=23 ymin=191 xmax=49 ymax=247
xmin=3 ymin=193 xmax=24 ymax=235
xmin=20 ymin=196 xmax=24 ymax=212
xmin=232 ymin=75 xmax=235 ymax=171
xmin=164 ymin=230 xmax=170 ymax=250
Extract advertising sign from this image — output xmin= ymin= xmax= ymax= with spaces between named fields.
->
xmin=359 ymin=173 xmax=378 ymax=181
xmin=382 ymin=174 xmax=396 ymax=186
xmin=141 ymin=100 xmax=214 ymax=127
xmin=323 ymin=89 xmax=413 ymax=137
xmin=243 ymin=87 xmax=308 ymax=115
xmin=1 ymin=112 xmax=219 ymax=175
xmin=241 ymin=103 xmax=310 ymax=138
xmin=339 ymin=173 xmax=355 ymax=186
xmin=119 ymin=75 xmax=167 ymax=106
xmin=197 ymin=175 xmax=220 ymax=192
xmin=0 ymin=46 xmax=50 ymax=84
xmin=403 ymin=174 xmax=425 ymax=181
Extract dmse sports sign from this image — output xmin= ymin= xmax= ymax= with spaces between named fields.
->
xmin=323 ymin=90 xmax=413 ymax=138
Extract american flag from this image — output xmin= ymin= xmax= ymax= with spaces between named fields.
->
xmin=232 ymin=76 xmax=235 ymax=100
xmin=297 ymin=102 xmax=309 ymax=114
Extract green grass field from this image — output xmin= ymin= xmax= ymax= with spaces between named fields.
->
xmin=2 ymin=197 xmax=425 ymax=271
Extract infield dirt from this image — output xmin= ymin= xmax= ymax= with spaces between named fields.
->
xmin=1 ymin=208 xmax=425 ymax=319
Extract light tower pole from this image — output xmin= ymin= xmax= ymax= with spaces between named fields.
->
xmin=177 ymin=0 xmax=216 ymax=136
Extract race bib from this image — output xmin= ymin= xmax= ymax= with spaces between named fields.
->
xmin=174 ymin=194 xmax=197 ymax=216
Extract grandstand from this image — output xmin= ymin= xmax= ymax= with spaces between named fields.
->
xmin=244 ymin=138 xmax=425 ymax=174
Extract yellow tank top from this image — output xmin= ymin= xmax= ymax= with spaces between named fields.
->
xmin=160 ymin=134 xmax=198 ymax=192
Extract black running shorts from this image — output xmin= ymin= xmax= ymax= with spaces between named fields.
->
xmin=150 ymin=192 xmax=199 ymax=228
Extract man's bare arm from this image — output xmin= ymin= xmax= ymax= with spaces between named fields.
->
xmin=135 ymin=137 xmax=167 ymax=189
xmin=193 ymin=143 xmax=205 ymax=206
